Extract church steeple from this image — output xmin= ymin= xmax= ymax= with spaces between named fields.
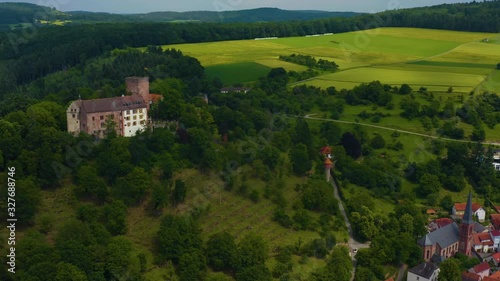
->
xmin=462 ymin=192 xmax=474 ymax=224
xmin=458 ymin=191 xmax=474 ymax=256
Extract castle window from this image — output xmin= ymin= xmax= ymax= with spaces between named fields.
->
xmin=140 ymin=120 xmax=145 ymax=125
xmin=72 ymin=114 xmax=75 ymax=118
xmin=127 ymin=122 xmax=131 ymax=127
xmin=139 ymin=109 xmax=143 ymax=113
xmin=133 ymin=109 xmax=137 ymax=114
xmin=133 ymin=121 xmax=137 ymax=126
xmin=139 ymin=115 xmax=144 ymax=120
xmin=92 ymin=117 xmax=95 ymax=121
xmin=133 ymin=115 xmax=137 ymax=120
xmin=100 ymin=122 xmax=104 ymax=127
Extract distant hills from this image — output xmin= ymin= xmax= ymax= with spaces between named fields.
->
xmin=0 ymin=3 xmax=360 ymax=30
xmin=126 ymin=8 xmax=360 ymax=23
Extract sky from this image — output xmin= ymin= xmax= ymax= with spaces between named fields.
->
xmin=2 ymin=0 xmax=469 ymax=14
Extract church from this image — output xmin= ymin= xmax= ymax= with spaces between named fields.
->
xmin=418 ymin=192 xmax=475 ymax=261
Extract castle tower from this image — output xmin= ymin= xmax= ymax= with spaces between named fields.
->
xmin=125 ymin=77 xmax=150 ymax=108
xmin=458 ymin=192 xmax=474 ymax=256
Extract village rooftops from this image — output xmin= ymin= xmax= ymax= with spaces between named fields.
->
xmin=485 ymin=270 xmax=500 ymax=280
xmin=418 ymin=222 xmax=459 ymax=248
xmin=470 ymin=262 xmax=490 ymax=274
xmin=408 ymin=262 xmax=439 ymax=279
xmin=454 ymin=202 xmax=483 ymax=213
xmin=462 ymin=272 xmax=482 ymax=281
xmin=75 ymin=95 xmax=146 ymax=114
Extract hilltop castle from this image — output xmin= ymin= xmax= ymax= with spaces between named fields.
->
xmin=66 ymin=77 xmax=162 ymax=138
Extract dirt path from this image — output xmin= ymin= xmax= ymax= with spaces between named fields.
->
xmin=300 ymin=114 xmax=500 ymax=147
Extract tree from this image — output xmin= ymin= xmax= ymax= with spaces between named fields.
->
xmin=399 ymin=84 xmax=412 ymax=95
xmin=172 ymin=179 xmax=187 ymax=206
xmin=103 ymin=200 xmax=128 ymax=235
xmin=438 ymin=258 xmax=461 ymax=281
xmin=178 ymin=249 xmax=207 ymax=281
xmin=418 ymin=174 xmax=441 ymax=197
xmin=76 ymin=164 xmax=108 ymax=202
xmin=114 ymin=167 xmax=151 ymax=205
xmin=497 ymin=63 xmax=500 ymax=70
xmin=369 ymin=135 xmax=385 ymax=149
xmin=290 ymin=144 xmax=312 ymax=175
xmin=157 ymin=214 xmax=203 ymax=263
xmin=340 ymin=132 xmax=362 ymax=159
xmin=105 ymin=237 xmax=133 ymax=279
xmin=235 ymin=233 xmax=269 ymax=271
xmin=55 ymin=262 xmax=88 ymax=281
xmin=15 ymin=179 xmax=41 ymax=223
xmin=151 ymin=183 xmax=168 ymax=215
xmin=206 ymin=232 xmax=237 ymax=271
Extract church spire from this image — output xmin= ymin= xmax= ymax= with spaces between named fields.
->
xmin=462 ymin=192 xmax=474 ymax=224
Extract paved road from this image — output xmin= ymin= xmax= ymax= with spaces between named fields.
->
xmin=302 ymin=114 xmax=500 ymax=147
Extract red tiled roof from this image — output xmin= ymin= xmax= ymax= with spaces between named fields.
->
xmin=435 ymin=218 xmax=454 ymax=228
xmin=492 ymin=214 xmax=500 ymax=226
xmin=487 ymin=271 xmax=500 ymax=280
xmin=320 ymin=146 xmax=332 ymax=155
xmin=494 ymin=206 xmax=500 ymax=213
xmin=454 ymin=203 xmax=483 ymax=212
xmin=324 ymin=158 xmax=332 ymax=165
xmin=427 ymin=209 xmax=436 ymax=215
xmin=149 ymin=93 xmax=163 ymax=103
xmin=492 ymin=252 xmax=500 ymax=263
xmin=463 ymin=272 xmax=481 ymax=281
xmin=78 ymin=95 xmax=146 ymax=114
xmin=472 ymin=262 xmax=490 ymax=274
xmin=491 ymin=230 xmax=500 ymax=237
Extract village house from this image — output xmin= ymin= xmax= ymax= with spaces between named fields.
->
xmin=490 ymin=252 xmax=500 ymax=267
xmin=462 ymin=272 xmax=482 ymax=281
xmin=407 ymin=262 xmax=439 ymax=281
xmin=492 ymin=214 xmax=500 ymax=230
xmin=453 ymin=202 xmax=486 ymax=222
xmin=491 ymin=230 xmax=500 ymax=250
xmin=484 ymin=271 xmax=500 ymax=281
xmin=472 ymin=233 xmax=494 ymax=253
xmin=67 ymin=77 xmax=162 ymax=138
xmin=468 ymin=262 xmax=490 ymax=280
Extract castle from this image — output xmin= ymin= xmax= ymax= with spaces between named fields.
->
xmin=418 ymin=192 xmax=475 ymax=261
xmin=66 ymin=77 xmax=162 ymax=138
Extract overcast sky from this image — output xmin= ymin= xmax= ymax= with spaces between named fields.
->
xmin=2 ymin=0 xmax=469 ymax=13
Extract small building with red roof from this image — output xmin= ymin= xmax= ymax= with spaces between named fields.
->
xmin=453 ymin=202 xmax=486 ymax=222
xmin=319 ymin=146 xmax=332 ymax=157
xmin=468 ymin=262 xmax=490 ymax=279
xmin=485 ymin=271 xmax=500 ymax=280
xmin=427 ymin=218 xmax=454 ymax=233
xmin=462 ymin=272 xmax=482 ymax=281
xmin=492 ymin=214 xmax=500 ymax=230
xmin=490 ymin=252 xmax=500 ymax=267
xmin=472 ymin=232 xmax=494 ymax=253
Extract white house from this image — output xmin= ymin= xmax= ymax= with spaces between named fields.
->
xmin=491 ymin=230 xmax=500 ymax=251
xmin=453 ymin=203 xmax=486 ymax=222
xmin=407 ymin=262 xmax=439 ymax=281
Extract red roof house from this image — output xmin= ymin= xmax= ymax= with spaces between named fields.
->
xmin=462 ymin=272 xmax=482 ymax=281
xmin=468 ymin=262 xmax=490 ymax=279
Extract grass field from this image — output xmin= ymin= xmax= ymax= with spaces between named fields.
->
xmin=205 ymin=62 xmax=271 ymax=84
xmin=161 ymin=27 xmax=500 ymax=93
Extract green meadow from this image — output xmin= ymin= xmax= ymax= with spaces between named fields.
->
xmin=163 ymin=27 xmax=500 ymax=93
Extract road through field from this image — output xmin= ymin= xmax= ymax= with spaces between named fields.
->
xmin=297 ymin=114 xmax=500 ymax=147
